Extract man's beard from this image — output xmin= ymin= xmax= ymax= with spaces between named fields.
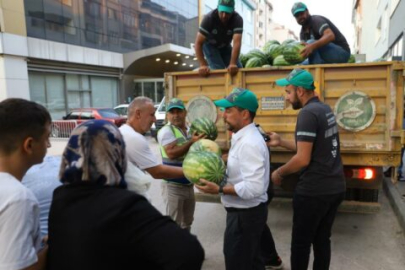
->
xmin=292 ymin=100 xmax=302 ymax=110
xmin=225 ymin=121 xmax=237 ymax=133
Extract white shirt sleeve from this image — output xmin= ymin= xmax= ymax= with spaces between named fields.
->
xmin=233 ymin=143 xmax=267 ymax=200
xmin=157 ymin=126 xmax=177 ymax=147
xmin=120 ymin=125 xmax=160 ymax=170
xmin=0 ymin=199 xmax=41 ymax=270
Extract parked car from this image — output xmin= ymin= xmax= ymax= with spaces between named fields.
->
xmin=151 ymin=96 xmax=166 ymax=140
xmin=51 ymin=108 xmax=126 ymax=138
xmin=114 ymin=104 xmax=129 ymax=118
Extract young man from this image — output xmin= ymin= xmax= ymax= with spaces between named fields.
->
xmin=157 ymin=98 xmax=204 ymax=230
xmin=196 ymin=88 xmax=276 ymax=270
xmin=292 ymin=2 xmax=350 ymax=64
xmin=269 ymin=69 xmax=346 ymax=270
xmin=195 ymin=0 xmax=243 ymax=77
xmin=119 ymin=97 xmax=184 ymax=183
xmin=0 ymin=98 xmax=51 ymax=270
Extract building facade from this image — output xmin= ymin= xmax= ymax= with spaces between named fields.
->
xmin=1 ymin=0 xmax=199 ymax=120
xmin=353 ymin=0 xmax=404 ymax=61
xmin=253 ymin=0 xmax=273 ymax=49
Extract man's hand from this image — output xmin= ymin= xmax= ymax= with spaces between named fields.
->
xmin=271 ymin=170 xmax=282 ymax=186
xmin=227 ymin=64 xmax=239 ymax=76
xmin=300 ymin=43 xmax=315 ymax=58
xmin=191 ymin=132 xmax=206 ymax=143
xmin=199 ymin=65 xmax=210 ymax=77
xmin=266 ymin=132 xmax=281 ymax=148
xmin=195 ymin=178 xmax=220 ymax=194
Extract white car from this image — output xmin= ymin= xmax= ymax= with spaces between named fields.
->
xmin=151 ymin=97 xmax=166 ymax=140
xmin=114 ymin=104 xmax=129 ymax=118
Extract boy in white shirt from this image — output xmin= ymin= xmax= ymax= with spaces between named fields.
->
xmin=0 ymin=98 xmax=51 ymax=270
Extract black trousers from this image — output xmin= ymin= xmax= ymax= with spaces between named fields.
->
xmin=291 ymin=192 xmax=345 ymax=270
xmin=261 ymin=192 xmax=279 ymax=264
xmin=224 ymin=203 xmax=267 ymax=270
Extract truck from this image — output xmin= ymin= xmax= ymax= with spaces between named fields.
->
xmin=164 ymin=61 xmax=405 ymax=212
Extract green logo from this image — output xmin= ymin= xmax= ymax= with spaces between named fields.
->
xmin=334 ymin=91 xmax=376 ymax=132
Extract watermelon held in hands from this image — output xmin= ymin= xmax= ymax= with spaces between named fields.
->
xmin=189 ymin=117 xmax=218 ymax=141
xmin=189 ymin=139 xmax=222 ymax=156
xmin=183 ymin=151 xmax=226 ymax=185
xmin=283 ymin=43 xmax=306 ymax=64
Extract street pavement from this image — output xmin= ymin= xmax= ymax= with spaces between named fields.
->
xmin=49 ymin=137 xmax=405 ymax=270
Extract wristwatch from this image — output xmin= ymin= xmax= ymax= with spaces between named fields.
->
xmin=218 ymin=185 xmax=224 ymax=195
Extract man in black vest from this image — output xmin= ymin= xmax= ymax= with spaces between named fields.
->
xmin=195 ymin=0 xmax=243 ymax=77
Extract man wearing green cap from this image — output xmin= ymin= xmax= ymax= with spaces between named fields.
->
xmin=268 ymin=68 xmax=346 ymax=270
xmin=196 ymin=88 xmax=281 ymax=270
xmin=291 ymin=2 xmax=350 ymax=65
xmin=157 ymin=98 xmax=205 ymax=231
xmin=195 ymin=0 xmax=243 ymax=77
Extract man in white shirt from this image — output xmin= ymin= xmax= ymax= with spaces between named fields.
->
xmin=0 ymin=98 xmax=51 ymax=270
xmin=196 ymin=88 xmax=271 ymax=270
xmin=119 ymin=97 xmax=184 ymax=187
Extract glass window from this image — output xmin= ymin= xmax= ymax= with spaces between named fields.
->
xmin=156 ymin=82 xmax=164 ymax=104
xmin=29 ymin=73 xmax=46 ymax=105
xmin=143 ymin=82 xmax=155 ymax=101
xmin=25 ymin=0 xmax=199 ymax=53
xmin=134 ymin=82 xmax=142 ymax=97
xmin=28 ymin=72 xmax=66 ymax=120
xmin=45 ymin=74 xmax=65 ymax=120
xmin=65 ymin=112 xmax=80 ymax=119
xmin=91 ymin=77 xmax=118 ymax=108
xmin=98 ymin=108 xmax=120 ymax=118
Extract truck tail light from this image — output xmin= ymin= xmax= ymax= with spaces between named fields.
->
xmin=344 ymin=168 xmax=375 ymax=180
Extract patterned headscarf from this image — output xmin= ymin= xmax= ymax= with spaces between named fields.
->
xmin=60 ymin=120 xmax=127 ymax=188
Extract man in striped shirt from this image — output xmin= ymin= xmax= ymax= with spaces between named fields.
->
xmin=195 ymin=0 xmax=243 ymax=77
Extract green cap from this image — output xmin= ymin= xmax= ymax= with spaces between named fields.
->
xmin=218 ymin=0 xmax=235 ymax=14
xmin=167 ymin=98 xmax=185 ymax=112
xmin=291 ymin=2 xmax=307 ymax=16
xmin=275 ymin=68 xmax=315 ymax=90
xmin=214 ymin=88 xmax=258 ymax=113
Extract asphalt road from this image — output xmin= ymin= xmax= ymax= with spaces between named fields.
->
xmin=49 ymin=137 xmax=405 ymax=270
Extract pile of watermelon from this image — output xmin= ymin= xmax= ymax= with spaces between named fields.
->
xmin=183 ymin=139 xmax=225 ymax=185
xmin=239 ymin=39 xmax=305 ymax=68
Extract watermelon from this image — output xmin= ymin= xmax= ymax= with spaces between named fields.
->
xmin=245 ymin=57 xmax=268 ymax=68
xmin=189 ymin=139 xmax=222 ymax=156
xmin=262 ymin=64 xmax=271 ymax=68
xmin=263 ymin=40 xmax=280 ymax=50
xmin=245 ymin=49 xmax=267 ymax=60
xmin=283 ymin=43 xmax=305 ymax=64
xmin=189 ymin=117 xmax=218 ymax=141
xmin=239 ymin=53 xmax=249 ymax=67
xmin=273 ymin=55 xmax=291 ymax=66
xmin=348 ymin=54 xmax=355 ymax=63
xmin=183 ymin=151 xmax=226 ymax=185
xmin=263 ymin=44 xmax=283 ymax=63
xmin=281 ymin=39 xmax=296 ymax=46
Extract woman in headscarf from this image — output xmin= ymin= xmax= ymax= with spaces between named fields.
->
xmin=47 ymin=120 xmax=204 ymax=270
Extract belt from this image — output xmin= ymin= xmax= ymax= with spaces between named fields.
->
xmin=225 ymin=202 xmax=266 ymax=213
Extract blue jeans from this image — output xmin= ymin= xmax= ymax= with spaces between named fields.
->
xmin=302 ymin=40 xmax=350 ymax=65
xmin=202 ymin=42 xmax=242 ymax=70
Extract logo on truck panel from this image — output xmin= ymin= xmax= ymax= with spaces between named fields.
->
xmin=334 ymin=91 xmax=376 ymax=132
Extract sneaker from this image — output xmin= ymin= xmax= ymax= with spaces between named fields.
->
xmin=265 ymin=256 xmax=283 ymax=270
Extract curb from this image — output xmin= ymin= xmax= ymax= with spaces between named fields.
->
xmin=383 ymin=177 xmax=405 ymax=234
